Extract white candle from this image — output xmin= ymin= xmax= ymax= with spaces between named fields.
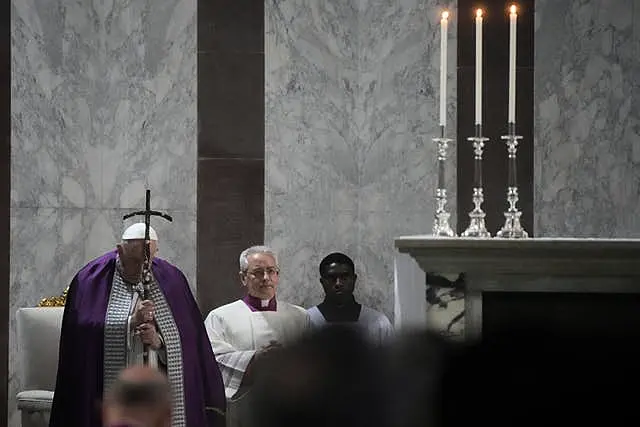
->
xmin=475 ymin=9 xmax=483 ymax=125
xmin=439 ymin=11 xmax=449 ymax=128
xmin=508 ymin=5 xmax=517 ymax=123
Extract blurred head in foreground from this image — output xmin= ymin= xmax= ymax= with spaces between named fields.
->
xmin=102 ymin=365 xmax=171 ymax=427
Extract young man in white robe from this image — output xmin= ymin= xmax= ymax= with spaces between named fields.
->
xmin=204 ymin=245 xmax=310 ymax=427
xmin=307 ymin=252 xmax=393 ymax=346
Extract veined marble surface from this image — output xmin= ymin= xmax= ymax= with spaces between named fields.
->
xmin=10 ymin=0 xmax=196 ymax=425
xmin=534 ymin=0 xmax=640 ymax=237
xmin=265 ymin=0 xmax=457 ymax=319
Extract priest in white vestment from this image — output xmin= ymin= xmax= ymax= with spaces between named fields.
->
xmin=204 ymin=245 xmax=310 ymax=427
xmin=307 ymin=252 xmax=393 ymax=346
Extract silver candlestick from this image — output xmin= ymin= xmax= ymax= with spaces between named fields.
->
xmin=432 ymin=125 xmax=456 ymax=237
xmin=462 ymin=124 xmax=491 ymax=237
xmin=496 ymin=122 xmax=528 ymax=238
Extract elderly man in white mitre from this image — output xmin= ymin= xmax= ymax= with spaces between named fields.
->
xmin=204 ymin=245 xmax=310 ymax=427
xmin=50 ymin=223 xmax=226 ymax=427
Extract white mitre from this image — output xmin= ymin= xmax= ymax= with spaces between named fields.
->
xmin=122 ymin=223 xmax=158 ymax=241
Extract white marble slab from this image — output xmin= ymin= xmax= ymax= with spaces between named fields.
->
xmin=395 ymin=236 xmax=640 ymax=276
xmin=395 ymin=235 xmax=640 ymax=340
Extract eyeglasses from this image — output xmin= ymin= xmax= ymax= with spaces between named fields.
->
xmin=247 ymin=267 xmax=280 ymax=278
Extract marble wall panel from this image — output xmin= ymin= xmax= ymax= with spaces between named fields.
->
xmin=535 ymin=0 xmax=640 ymax=237
xmin=10 ymin=0 xmax=197 ymax=424
xmin=265 ymin=0 xmax=457 ymax=320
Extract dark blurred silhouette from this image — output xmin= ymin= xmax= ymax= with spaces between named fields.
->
xmin=249 ymin=318 xmax=640 ymax=427
xmin=434 ymin=323 xmax=640 ymax=426
xmin=385 ymin=329 xmax=451 ymax=427
xmin=250 ymin=325 xmax=392 ymax=427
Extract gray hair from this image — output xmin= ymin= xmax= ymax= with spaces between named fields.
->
xmin=239 ymin=245 xmax=279 ymax=272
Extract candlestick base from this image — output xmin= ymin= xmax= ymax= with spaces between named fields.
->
xmin=462 ymin=131 xmax=491 ymax=238
xmin=433 ymin=190 xmax=456 ymax=237
xmin=496 ymin=187 xmax=528 ymax=239
xmin=432 ymin=135 xmax=456 ymax=237
xmin=433 ymin=213 xmax=456 ymax=237
xmin=462 ymin=187 xmax=491 ymax=238
xmin=496 ymin=130 xmax=529 ymax=239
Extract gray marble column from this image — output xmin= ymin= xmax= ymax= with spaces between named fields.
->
xmin=10 ymin=1 xmax=197 ymax=425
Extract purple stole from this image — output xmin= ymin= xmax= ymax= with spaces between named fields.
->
xmin=242 ymin=294 xmax=277 ymax=312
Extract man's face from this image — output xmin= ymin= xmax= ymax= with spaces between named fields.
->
xmin=240 ymin=253 xmax=280 ymax=300
xmin=320 ymin=262 xmax=356 ymax=303
xmin=116 ymin=239 xmax=159 ymax=282
xmin=118 ymin=239 xmax=158 ymax=264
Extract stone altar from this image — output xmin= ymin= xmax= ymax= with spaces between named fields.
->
xmin=393 ymin=236 xmax=640 ymax=340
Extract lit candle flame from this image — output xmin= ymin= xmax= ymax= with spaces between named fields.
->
xmin=510 ymin=4 xmax=517 ymax=14
xmin=476 ymin=9 xmax=483 ymax=18
xmin=442 ymin=11 xmax=449 ymax=20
